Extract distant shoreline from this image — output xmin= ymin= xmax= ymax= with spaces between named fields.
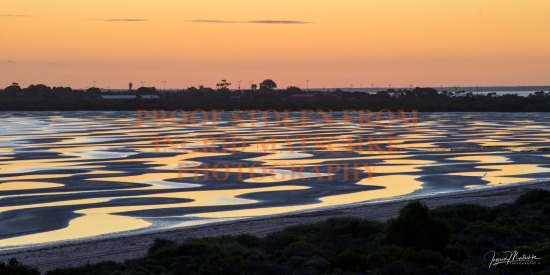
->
xmin=1 ymin=85 xmax=549 ymax=112
xmin=1 ymin=181 xmax=549 ymax=272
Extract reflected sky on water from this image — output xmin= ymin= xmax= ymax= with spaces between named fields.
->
xmin=0 ymin=111 xmax=548 ymax=247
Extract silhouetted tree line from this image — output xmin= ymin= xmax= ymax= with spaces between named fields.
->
xmin=1 ymin=82 xmax=549 ymax=111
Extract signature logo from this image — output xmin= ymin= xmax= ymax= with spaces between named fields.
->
xmin=484 ymin=250 xmax=542 ymax=268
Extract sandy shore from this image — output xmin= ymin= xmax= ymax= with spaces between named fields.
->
xmin=1 ymin=181 xmax=549 ymax=273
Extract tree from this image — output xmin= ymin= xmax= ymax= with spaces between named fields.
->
xmin=413 ymin=87 xmax=439 ymax=98
xmin=259 ymin=79 xmax=277 ymax=91
xmin=86 ymin=87 xmax=101 ymax=99
xmin=52 ymin=86 xmax=75 ymax=98
xmin=216 ymin=79 xmax=231 ymax=91
xmin=386 ymin=201 xmax=451 ymax=251
xmin=3 ymin=82 xmax=21 ymax=97
xmin=23 ymin=84 xmax=53 ymax=98
xmin=137 ymin=87 xmax=157 ymax=95
xmin=286 ymin=86 xmax=302 ymax=93
xmin=250 ymin=83 xmax=258 ymax=91
xmin=531 ymin=91 xmax=546 ymax=97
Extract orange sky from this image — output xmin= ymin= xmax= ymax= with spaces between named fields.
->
xmin=1 ymin=0 xmax=549 ymax=89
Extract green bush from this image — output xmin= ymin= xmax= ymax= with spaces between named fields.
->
xmin=235 ymin=234 xmax=263 ymax=248
xmin=0 ymin=258 xmax=39 ymax=275
xmin=514 ymin=190 xmax=550 ymax=206
xmin=330 ymin=249 xmax=368 ymax=271
xmin=385 ymin=201 xmax=452 ymax=251
xmin=147 ymin=238 xmax=177 ymax=255
xmin=432 ymin=204 xmax=504 ymax=232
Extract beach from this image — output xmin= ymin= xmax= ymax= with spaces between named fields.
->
xmin=1 ymin=181 xmax=548 ymax=273
xmin=0 ymin=111 xmax=548 ymax=272
xmin=3 ymin=1 xmax=550 ymax=272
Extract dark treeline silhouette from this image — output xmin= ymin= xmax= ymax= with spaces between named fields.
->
xmin=1 ymin=81 xmax=549 ymax=111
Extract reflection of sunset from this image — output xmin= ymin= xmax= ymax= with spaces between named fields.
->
xmin=0 ymin=112 xmax=548 ymax=247
xmin=453 ymin=164 xmax=550 ymax=187
xmin=0 ymin=181 xmax=63 ymax=191
xmin=0 ymin=185 xmax=310 ymax=247
xmin=449 ymin=155 xmax=510 ymax=163
xmin=191 ymin=175 xmax=423 ymax=219
xmin=0 ymin=213 xmax=150 ymax=247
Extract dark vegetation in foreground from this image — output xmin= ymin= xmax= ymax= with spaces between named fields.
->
xmin=3 ymin=190 xmax=550 ymax=274
xmin=1 ymin=82 xmax=550 ymax=111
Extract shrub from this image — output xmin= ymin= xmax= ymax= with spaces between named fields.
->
xmin=514 ymin=190 xmax=550 ymax=206
xmin=148 ymin=238 xmax=177 ymax=255
xmin=385 ymin=201 xmax=452 ymax=251
xmin=0 ymin=258 xmax=40 ymax=275
xmin=330 ymin=249 xmax=368 ymax=271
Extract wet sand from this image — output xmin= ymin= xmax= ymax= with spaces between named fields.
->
xmin=1 ymin=112 xmax=549 ymax=247
xmin=1 ymin=181 xmax=548 ymax=273
xmin=1 ymin=112 xmax=548 ymax=271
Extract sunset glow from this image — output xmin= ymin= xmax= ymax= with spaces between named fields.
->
xmin=1 ymin=0 xmax=549 ymax=88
